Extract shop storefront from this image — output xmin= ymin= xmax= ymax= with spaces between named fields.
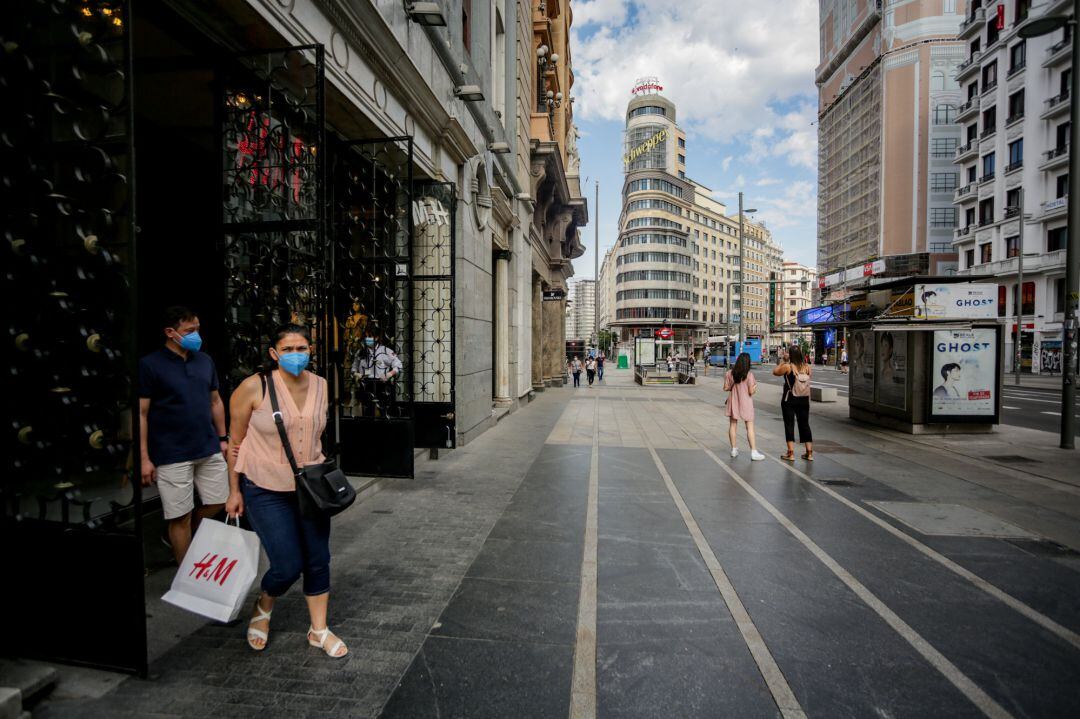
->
xmin=3 ymin=0 xmax=462 ymax=674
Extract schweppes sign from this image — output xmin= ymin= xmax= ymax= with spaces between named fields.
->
xmin=623 ymin=128 xmax=668 ymax=165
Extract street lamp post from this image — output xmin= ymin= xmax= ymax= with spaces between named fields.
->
xmin=1007 ymin=189 xmax=1026 ymax=386
xmin=737 ymin=192 xmax=757 ymax=355
xmin=1019 ymin=7 xmax=1078 ymax=448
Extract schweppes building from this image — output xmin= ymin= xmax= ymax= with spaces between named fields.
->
xmin=610 ymin=82 xmax=779 ymax=358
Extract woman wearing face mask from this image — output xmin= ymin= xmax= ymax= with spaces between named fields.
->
xmin=225 ymin=323 xmax=347 ymax=659
xmin=350 ymin=323 xmax=403 ymax=416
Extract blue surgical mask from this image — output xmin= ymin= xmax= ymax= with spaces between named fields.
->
xmin=363 ymin=337 xmax=375 ymax=347
xmin=278 ymin=351 xmax=310 ymax=376
xmin=176 ymin=331 xmax=202 ymax=352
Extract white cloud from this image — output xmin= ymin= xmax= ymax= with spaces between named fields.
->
xmin=571 ymin=0 xmax=819 ymax=170
xmin=574 ymin=0 xmax=630 ymax=28
xmin=753 ymin=180 xmax=817 ymax=230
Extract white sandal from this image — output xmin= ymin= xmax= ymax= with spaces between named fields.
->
xmin=247 ymin=598 xmax=272 ymax=651
xmin=308 ymin=626 xmax=348 ymax=658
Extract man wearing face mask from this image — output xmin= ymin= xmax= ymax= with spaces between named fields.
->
xmin=138 ymin=306 xmax=229 ymax=565
xmin=350 ymin=324 xmax=403 ymax=417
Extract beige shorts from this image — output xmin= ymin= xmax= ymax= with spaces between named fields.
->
xmin=156 ymin=454 xmax=229 ymax=520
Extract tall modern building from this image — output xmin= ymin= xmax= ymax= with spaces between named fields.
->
xmin=817 ymin=0 xmax=965 ymax=276
xmin=611 ymin=82 xmax=779 ymax=357
xmin=780 ymin=262 xmax=818 ymax=347
xmin=951 ymin=0 xmax=1073 ymax=374
xmin=564 ymin=278 xmax=596 ymax=341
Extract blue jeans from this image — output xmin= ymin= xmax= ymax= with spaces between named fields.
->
xmin=241 ymin=476 xmax=331 ymax=596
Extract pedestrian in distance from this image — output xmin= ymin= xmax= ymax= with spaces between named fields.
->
xmin=774 ymin=345 xmax=814 ymax=461
xmin=840 ymin=347 xmax=849 ymax=374
xmin=225 ymin=323 xmax=348 ymax=658
xmin=586 ymin=356 xmax=597 ymax=386
xmin=571 ymin=355 xmax=583 ymax=387
xmin=139 ymin=306 xmax=230 ymax=566
xmin=724 ymin=352 xmax=765 ymax=461
xmin=596 ymin=352 xmax=605 ymax=381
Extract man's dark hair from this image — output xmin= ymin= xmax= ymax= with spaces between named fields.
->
xmin=941 ymin=362 xmax=961 ymax=380
xmin=163 ymin=305 xmax=196 ymax=329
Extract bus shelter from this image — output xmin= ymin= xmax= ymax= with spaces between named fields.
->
xmin=799 ymin=277 xmax=1004 ymax=434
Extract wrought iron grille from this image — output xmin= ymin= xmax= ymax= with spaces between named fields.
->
xmin=332 ymin=138 xmax=414 ymax=421
xmin=2 ymin=0 xmax=139 ymax=526
xmin=219 ymin=46 xmax=326 ymax=388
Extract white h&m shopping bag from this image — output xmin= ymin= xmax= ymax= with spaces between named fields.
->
xmin=162 ymin=516 xmax=260 ymax=622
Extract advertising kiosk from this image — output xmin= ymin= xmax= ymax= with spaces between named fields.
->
xmin=801 ymin=278 xmax=1003 ymax=434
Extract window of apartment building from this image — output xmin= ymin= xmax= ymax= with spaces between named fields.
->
xmin=981 ymin=152 xmax=995 ymax=179
xmin=965 ymin=207 xmax=976 ymax=226
xmin=968 ymin=81 xmax=979 ymax=100
xmin=1021 ymin=281 xmax=1035 ymax=315
xmin=967 ymin=165 xmax=977 ymax=184
xmin=1007 ymin=138 xmax=1023 ymax=168
xmin=1007 ymin=89 xmax=1024 ymax=121
xmin=1056 ymin=121 xmax=1071 ymax=150
xmin=986 ymin=19 xmax=999 ymax=46
xmin=678 ymin=154 xmax=686 ymax=164
xmin=931 ymin=172 xmax=959 ymax=192
xmin=1061 ymin=69 xmax=1071 ymax=97
xmin=678 ymin=137 xmax=685 ymax=148
xmin=934 ymin=103 xmax=957 ymax=125
xmin=1015 ymin=0 xmax=1031 ymax=24
xmin=1006 ymin=187 xmax=1021 ymax=212
xmin=932 ymin=137 xmax=959 ymax=157
xmin=945 ymin=0 xmax=957 ymax=14
xmin=970 ymin=37 xmax=981 ymax=58
xmin=982 ymin=61 xmax=997 ymax=89
xmin=1048 ymin=226 xmax=1068 ymax=252
xmin=966 ymin=123 xmax=978 ymax=143
xmin=462 ymin=0 xmax=471 ymax=54
xmin=965 ymin=248 xmax=976 ymax=268
xmin=980 ymin=243 xmax=993 ymax=263
xmin=930 ymin=207 xmax=958 ymax=228
xmin=999 ymin=285 xmax=1008 ymax=316
xmin=982 ymin=106 xmax=996 ymax=135
xmin=1058 ymin=277 xmax=1067 ymax=314
xmin=1005 ymin=235 xmax=1019 ymax=258
xmin=1009 ymin=41 xmax=1026 ymax=73
xmin=1057 ymin=173 xmax=1069 ymax=198
xmin=979 ymin=197 xmax=995 ymax=224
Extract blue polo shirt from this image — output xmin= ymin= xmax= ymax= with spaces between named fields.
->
xmin=138 ymin=347 xmax=221 ymax=465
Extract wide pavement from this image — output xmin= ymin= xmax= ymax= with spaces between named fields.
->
xmin=37 ymin=368 xmax=1080 ymax=718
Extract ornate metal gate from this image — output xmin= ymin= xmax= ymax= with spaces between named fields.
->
xmin=219 ymin=45 xmax=326 ymax=390
xmin=2 ymin=0 xmax=147 ymax=673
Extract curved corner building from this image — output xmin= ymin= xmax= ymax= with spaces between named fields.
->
xmin=613 ymin=91 xmax=701 ymax=352
xmin=611 ymin=86 xmax=782 ymax=358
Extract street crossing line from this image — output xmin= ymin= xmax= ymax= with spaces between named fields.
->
xmin=646 ymin=400 xmax=1013 ymax=718
xmin=751 ymin=441 xmax=1080 ymax=654
xmin=570 ymin=398 xmax=599 ymax=719
xmin=624 ymin=399 xmax=807 ymax=719
xmin=691 ymin=439 xmax=1012 ymax=719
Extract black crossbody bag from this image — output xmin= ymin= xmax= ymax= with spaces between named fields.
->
xmin=263 ymin=372 xmax=356 ymax=519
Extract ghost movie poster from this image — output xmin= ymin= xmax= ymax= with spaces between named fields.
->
xmin=849 ymin=330 xmax=875 ymax=402
xmin=930 ymin=328 xmax=997 ymax=418
xmin=876 ymin=331 xmax=908 ymax=410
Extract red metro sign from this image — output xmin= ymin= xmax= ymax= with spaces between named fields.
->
xmin=656 ymin=327 xmax=674 ymax=339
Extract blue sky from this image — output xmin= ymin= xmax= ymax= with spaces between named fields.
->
xmin=568 ymin=0 xmax=820 ymax=279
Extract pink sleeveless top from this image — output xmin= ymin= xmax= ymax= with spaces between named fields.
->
xmin=236 ymin=370 xmax=327 ymax=491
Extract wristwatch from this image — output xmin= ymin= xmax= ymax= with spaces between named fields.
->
xmin=219 ymin=435 xmax=229 ymax=442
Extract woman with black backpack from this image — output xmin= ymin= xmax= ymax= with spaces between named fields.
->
xmin=773 ymin=345 xmax=814 ymax=461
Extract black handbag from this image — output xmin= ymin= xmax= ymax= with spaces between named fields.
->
xmin=264 ymin=372 xmax=356 ymax=519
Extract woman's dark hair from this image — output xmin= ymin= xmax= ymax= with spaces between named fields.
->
xmin=788 ymin=345 xmax=805 ymax=366
xmin=881 ymin=332 xmax=894 ymax=351
xmin=271 ymin=323 xmax=311 ymax=347
xmin=940 ymin=362 xmax=961 ymax=380
xmin=730 ymin=352 xmax=751 ymax=383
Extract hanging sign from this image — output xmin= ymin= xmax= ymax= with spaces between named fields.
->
xmin=913 ymin=283 xmax=997 ymax=320
xmin=543 ymin=289 xmax=566 ymax=301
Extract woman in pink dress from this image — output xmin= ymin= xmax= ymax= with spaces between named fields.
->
xmin=723 ymin=352 xmax=765 ymax=461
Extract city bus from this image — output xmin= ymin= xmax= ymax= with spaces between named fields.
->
xmin=706 ymin=335 xmax=762 ymax=366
